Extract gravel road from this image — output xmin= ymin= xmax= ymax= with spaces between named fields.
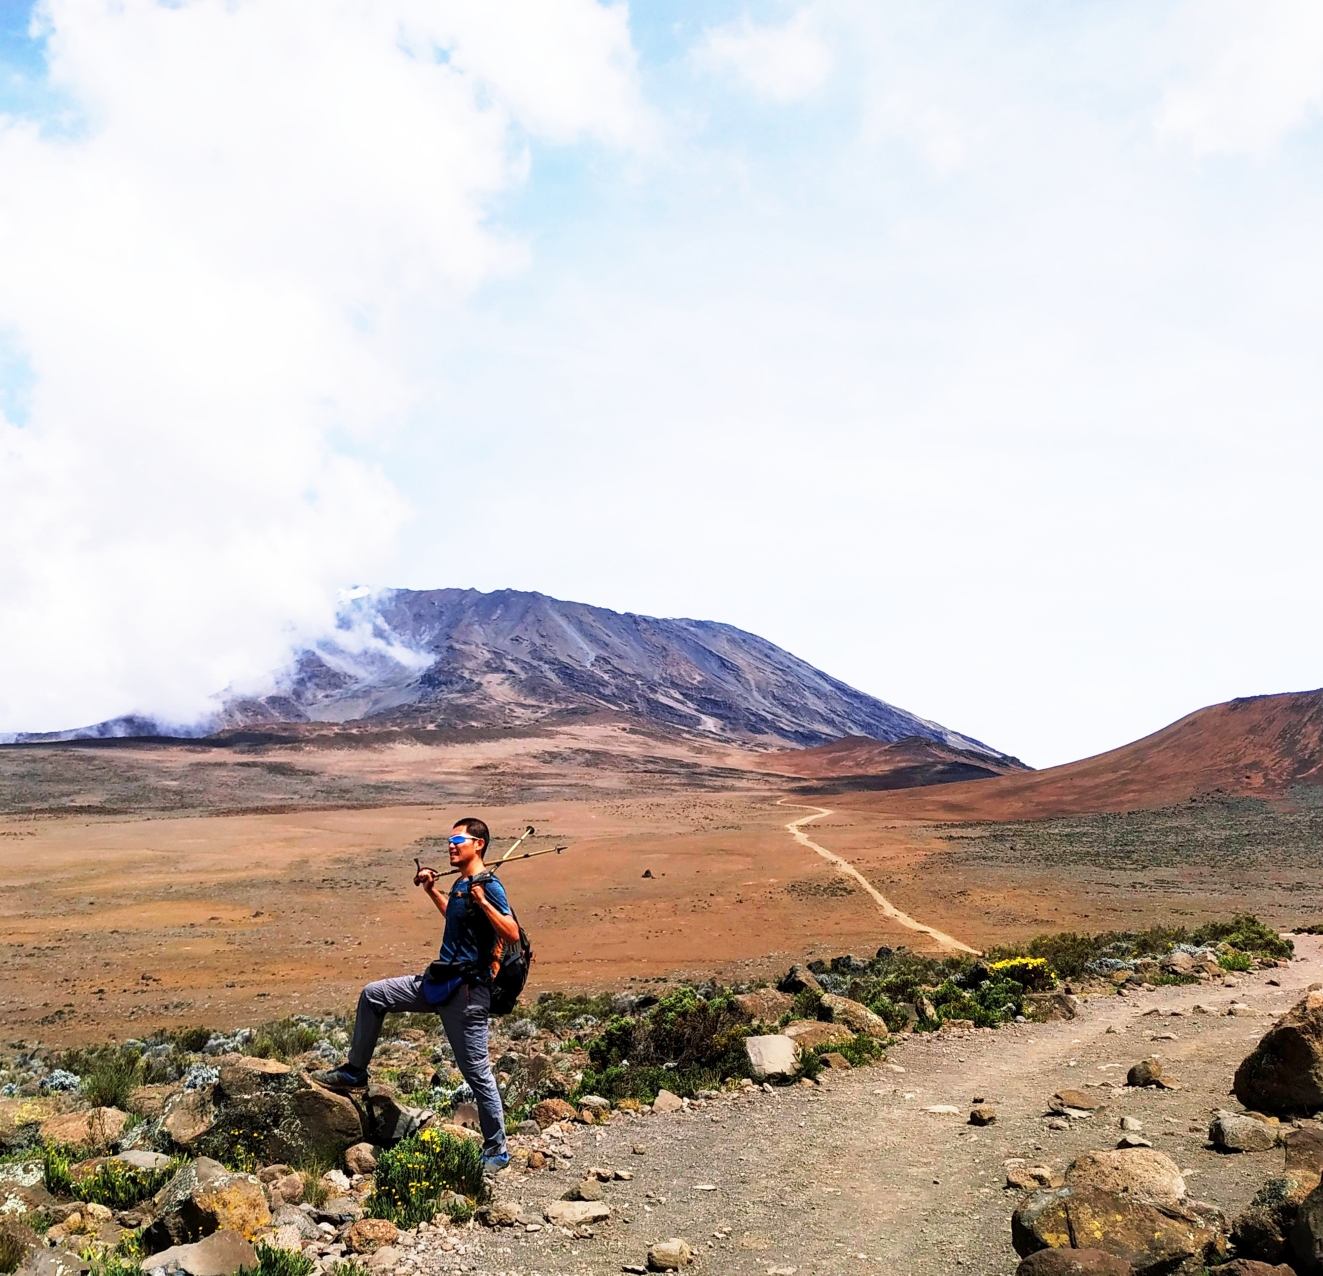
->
xmin=401 ymin=936 xmax=1323 ymax=1276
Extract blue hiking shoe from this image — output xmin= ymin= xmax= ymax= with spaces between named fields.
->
xmin=481 ymin=1150 xmax=510 ymax=1175
xmin=309 ymin=1065 xmax=368 ymax=1092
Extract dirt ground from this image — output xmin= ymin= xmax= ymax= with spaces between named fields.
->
xmin=437 ymin=937 xmax=1323 ymax=1276
xmin=3 ymin=728 xmax=1322 ymax=1046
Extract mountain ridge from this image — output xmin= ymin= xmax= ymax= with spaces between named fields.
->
xmin=13 ymin=586 xmax=1017 ymax=759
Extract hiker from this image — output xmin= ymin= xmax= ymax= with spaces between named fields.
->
xmin=313 ymin=816 xmax=519 ymax=1172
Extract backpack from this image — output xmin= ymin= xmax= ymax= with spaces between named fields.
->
xmin=472 ymin=871 xmax=533 ymax=1015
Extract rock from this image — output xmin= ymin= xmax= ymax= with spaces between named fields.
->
xmin=269 ymin=1206 xmax=320 ymax=1241
xmin=1008 ymin=1166 xmax=1061 ymax=1192
xmin=1052 ymin=1091 xmax=1100 ymax=1113
xmin=115 ymin=1150 xmax=173 ymax=1171
xmin=1126 ymin=1059 xmax=1169 ymax=1088
xmin=531 ymin=1098 xmax=576 ymax=1128
xmin=313 ymin=1197 xmax=362 ymax=1224
xmin=744 ymin=1035 xmax=800 ymax=1080
xmin=1160 ymin=951 xmax=1195 ymax=976
xmin=1236 ymin=992 xmax=1323 ymax=1114
xmin=734 ymin=989 xmax=795 ymax=1024
xmin=365 ymin=1246 xmax=399 ymax=1271
xmin=543 ymin=1200 xmax=610 ymax=1227
xmin=1015 ymin=1249 xmax=1134 ymax=1275
xmin=646 ymin=1238 xmax=693 ymax=1270
xmin=1286 ymin=1177 xmax=1323 ymax=1272
xmin=126 ymin=1085 xmax=176 ymax=1120
xmin=1047 ymin=1118 xmax=1070 ymax=1131
xmin=819 ymin=994 xmax=890 ymax=1038
xmin=527 ymin=1151 xmax=547 ymax=1170
xmin=1210 ymin=1110 xmax=1279 ymax=1152
xmin=1119 ymin=1117 xmax=1143 ymax=1132
xmin=1012 ymin=1185 xmax=1227 ymax=1274
xmin=651 ymin=1090 xmax=684 ymax=1114
xmin=1116 ymin=1135 xmax=1152 ymax=1149
xmin=452 ymin=1102 xmax=480 ymax=1131
xmin=566 ymin=1180 xmax=603 ymax=1202
xmin=13 ymin=1252 xmax=83 ymax=1276
xmin=344 ymin=1142 xmax=379 ymax=1175
xmin=1232 ymin=1176 xmax=1315 ymax=1265
xmin=141 ymin=1229 xmax=258 ymax=1276
xmin=916 ymin=995 xmax=939 ymax=1022
xmin=1288 ymin=1127 xmax=1323 ymax=1180
xmin=256 ymin=1166 xmax=303 ymax=1207
xmin=1064 ymin=1149 xmax=1186 ymax=1205
xmin=578 ymin=1095 xmax=611 ymax=1113
xmin=39 ymin=1108 xmax=129 ymax=1149
xmin=819 ymin=1052 xmax=851 ymax=1070
xmin=969 ymin=1106 xmax=997 ymax=1126
xmin=162 ymin=1090 xmax=217 ymax=1146
xmin=477 ymin=1201 xmax=519 ymax=1227
xmin=260 ymin=1224 xmax=304 ymax=1253
xmin=781 ymin=1020 xmax=854 ymax=1050
xmin=145 ymin=1158 xmax=272 ymax=1250
xmin=346 ymin=1218 xmax=398 ymax=1253
xmin=1208 ymin=1262 xmax=1297 ymax=1276
xmin=1024 ymin=992 xmax=1081 ymax=1022
xmin=319 ymin=1169 xmax=351 ymax=1195
xmin=777 ymin=964 xmax=822 ymax=994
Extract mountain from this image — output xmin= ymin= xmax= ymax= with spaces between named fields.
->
xmin=20 ymin=587 xmax=1012 ymax=756
xmin=757 ymin=734 xmax=1028 ymax=792
xmin=833 ymin=687 xmax=1323 ymax=821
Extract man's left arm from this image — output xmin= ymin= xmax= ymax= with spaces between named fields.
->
xmin=470 ymin=881 xmax=520 ymax=945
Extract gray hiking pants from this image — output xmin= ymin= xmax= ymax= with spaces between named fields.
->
xmin=348 ymin=974 xmax=507 ymax=1157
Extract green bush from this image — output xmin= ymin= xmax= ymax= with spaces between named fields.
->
xmin=814 ymin=1034 xmax=886 ymax=1069
xmin=81 ymin=1052 xmax=144 ymax=1110
xmin=330 ymin=1262 xmax=373 ymax=1276
xmin=237 ymin=1245 xmax=315 ymax=1276
xmin=1192 ymin=915 xmax=1292 ymax=960
xmin=365 ymin=1128 xmax=486 ymax=1227
xmin=247 ymin=1019 xmax=320 ymax=1061
xmin=576 ymin=1063 xmax=720 ymax=1103
xmin=169 ymin=1027 xmax=212 ymax=1053
xmin=1219 ymin=950 xmax=1253 ymax=972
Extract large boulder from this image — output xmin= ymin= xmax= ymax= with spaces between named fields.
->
xmin=140 ymin=1229 xmax=257 ymax=1276
xmin=1064 ymin=1149 xmax=1186 ymax=1205
xmin=743 ymin=1035 xmax=799 ymax=1080
xmin=1234 ymin=1175 xmax=1317 ymax=1265
xmin=1235 ymin=991 xmax=1323 ymax=1114
xmin=143 ymin=1158 xmax=271 ymax=1251
xmin=782 ymin=1020 xmax=854 ymax=1050
xmin=734 ymin=989 xmax=795 ymax=1025
xmin=1286 ymin=1177 xmax=1323 ymax=1274
xmin=819 ymin=994 xmax=890 ymax=1039
xmin=38 ymin=1108 xmax=129 ymax=1149
xmin=164 ymin=1058 xmax=363 ymax=1163
xmin=1016 ymin=1250 xmax=1134 ymax=1275
xmin=1210 ymin=1110 xmax=1278 ymax=1153
xmin=777 ymin=964 xmax=822 ymax=994
xmin=1012 ymin=1185 xmax=1227 ymax=1275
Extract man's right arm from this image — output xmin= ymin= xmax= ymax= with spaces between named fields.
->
xmin=417 ymin=869 xmax=448 ymax=917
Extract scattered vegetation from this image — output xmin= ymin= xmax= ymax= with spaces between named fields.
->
xmin=44 ymin=1146 xmax=181 ymax=1208
xmin=82 ymin=1253 xmax=142 ymax=1276
xmin=237 ymin=1244 xmax=315 ymax=1276
xmin=247 ymin=1018 xmax=320 ymax=1062
xmin=79 ymin=1049 xmax=144 ymax=1110
xmin=365 ymin=1128 xmax=487 ymax=1226
xmin=1219 ymin=950 xmax=1253 ymax=972
xmin=330 ymin=1262 xmax=373 ymax=1276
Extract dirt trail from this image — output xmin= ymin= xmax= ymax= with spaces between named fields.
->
xmin=436 ymin=937 xmax=1323 ymax=1276
xmin=781 ymin=800 xmax=978 ymax=954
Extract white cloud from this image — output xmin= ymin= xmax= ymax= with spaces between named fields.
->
xmin=693 ymin=8 xmax=832 ymax=103
xmin=0 ymin=0 xmax=643 ymax=733
xmin=1157 ymin=0 xmax=1323 ymax=154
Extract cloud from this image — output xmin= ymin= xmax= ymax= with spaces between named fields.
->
xmin=1157 ymin=0 xmax=1323 ymax=154
xmin=0 ymin=0 xmax=643 ymax=733
xmin=693 ymin=7 xmax=832 ymax=103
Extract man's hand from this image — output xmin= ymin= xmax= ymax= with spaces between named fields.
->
xmin=416 ymin=866 xmax=438 ymax=890
xmin=470 ymin=881 xmax=487 ymax=907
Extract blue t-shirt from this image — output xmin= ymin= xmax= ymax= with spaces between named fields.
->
xmin=438 ymin=874 xmax=511 ymax=968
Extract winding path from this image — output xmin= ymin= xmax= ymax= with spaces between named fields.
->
xmin=780 ymin=800 xmax=978 ymax=954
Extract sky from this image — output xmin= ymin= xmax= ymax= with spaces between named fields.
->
xmin=1 ymin=0 xmax=1322 ymax=766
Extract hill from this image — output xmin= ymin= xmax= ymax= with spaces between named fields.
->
xmin=19 ymin=587 xmax=1010 ymax=755
xmin=758 ymin=733 xmax=1027 ymax=792
xmin=833 ymin=687 xmax=1323 ymax=821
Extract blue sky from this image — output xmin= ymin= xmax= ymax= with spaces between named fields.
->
xmin=2 ymin=1 xmax=1322 ymax=762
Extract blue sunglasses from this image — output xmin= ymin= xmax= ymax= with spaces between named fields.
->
xmin=448 ymin=834 xmax=475 ymax=846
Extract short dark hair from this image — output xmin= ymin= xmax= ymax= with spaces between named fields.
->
xmin=453 ymin=817 xmax=489 ymax=854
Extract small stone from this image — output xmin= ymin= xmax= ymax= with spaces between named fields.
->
xmin=1116 ymin=1134 xmax=1152 ymax=1148
xmin=651 ymin=1090 xmax=684 ymax=1114
xmin=1119 ymin=1116 xmax=1143 ymax=1131
xmin=347 ymin=1218 xmax=399 ymax=1254
xmin=922 ymin=1105 xmax=961 ymax=1115
xmin=632 ymin=1145 xmax=646 ymax=1155
xmin=818 ymin=1053 xmax=851 ymax=1070
xmin=527 ymin=1151 xmax=547 ymax=1170
xmin=1051 ymin=1090 xmax=1099 ymax=1112
xmin=365 ymin=1245 xmax=400 ymax=1271
xmin=1046 ymin=1118 xmax=1069 ymax=1131
xmin=1209 ymin=1109 xmax=1278 ymax=1152
xmin=476 ymin=1202 xmax=519 ymax=1228
xmin=344 ymin=1143 xmax=379 ymax=1176
xmin=969 ymin=1106 xmax=997 ymax=1126
xmin=532 ymin=1098 xmax=576 ymax=1127
xmin=566 ymin=1180 xmax=603 ymax=1202
xmin=515 ymin=1120 xmax=541 ymax=1137
xmin=544 ymin=1200 xmax=611 ymax=1227
xmin=646 ymin=1238 xmax=693 ymax=1270
xmin=1126 ymin=1058 xmax=1167 ymax=1087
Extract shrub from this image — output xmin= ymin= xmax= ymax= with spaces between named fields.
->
xmin=81 ymin=1051 xmax=144 ymax=1110
xmin=83 ymin=1254 xmax=141 ymax=1276
xmin=43 ymin=1146 xmax=73 ymax=1198
xmin=331 ymin=1262 xmax=373 ymax=1276
xmin=1192 ymin=915 xmax=1293 ymax=960
xmin=820 ymin=1034 xmax=886 ymax=1069
xmin=44 ymin=1146 xmax=180 ymax=1208
xmin=169 ymin=1027 xmax=212 ymax=1053
xmin=1219 ymin=950 xmax=1253 ymax=972
xmin=248 ymin=1019 xmax=320 ymax=1061
xmin=365 ymin=1128 xmax=486 ymax=1227
xmin=237 ymin=1245 xmax=315 ymax=1276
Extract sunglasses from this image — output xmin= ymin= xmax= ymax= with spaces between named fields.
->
xmin=448 ymin=834 xmax=475 ymax=846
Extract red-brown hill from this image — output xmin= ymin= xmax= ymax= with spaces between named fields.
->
xmin=824 ymin=688 xmax=1323 ymax=822
xmin=758 ymin=734 xmax=1029 ymax=793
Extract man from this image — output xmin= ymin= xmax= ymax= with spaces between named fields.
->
xmin=312 ymin=816 xmax=519 ymax=1172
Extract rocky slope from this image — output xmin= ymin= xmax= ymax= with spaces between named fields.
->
xmin=24 ymin=588 xmax=1010 ymax=755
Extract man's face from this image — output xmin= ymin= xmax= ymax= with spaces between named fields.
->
xmin=448 ymin=827 xmax=483 ymax=870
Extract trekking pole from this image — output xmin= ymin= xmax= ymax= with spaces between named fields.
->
xmin=413 ymin=828 xmax=567 ymax=882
